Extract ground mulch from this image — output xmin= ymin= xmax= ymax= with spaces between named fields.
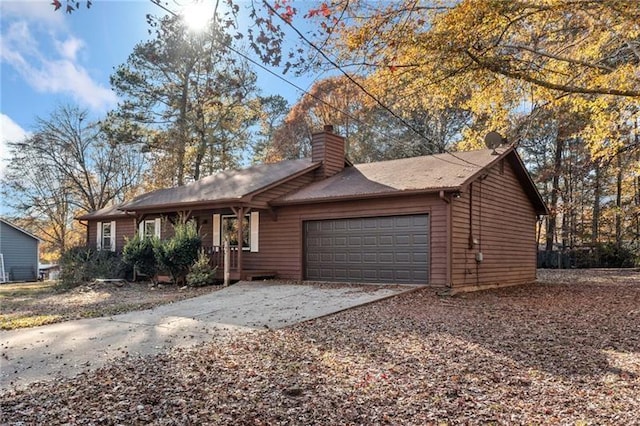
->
xmin=2 ymin=269 xmax=639 ymax=424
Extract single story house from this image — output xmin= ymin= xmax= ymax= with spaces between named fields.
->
xmin=0 ymin=218 xmax=40 ymax=282
xmin=77 ymin=126 xmax=548 ymax=292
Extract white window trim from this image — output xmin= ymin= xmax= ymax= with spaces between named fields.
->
xmin=213 ymin=212 xmax=259 ymax=252
xmin=250 ymin=211 xmax=259 ymax=253
xmin=97 ymin=221 xmax=116 ymax=252
xmin=138 ymin=218 xmax=161 ymax=239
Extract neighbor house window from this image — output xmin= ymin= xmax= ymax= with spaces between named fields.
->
xmin=212 ymin=212 xmax=259 ymax=252
xmin=96 ymin=221 xmax=116 ymax=251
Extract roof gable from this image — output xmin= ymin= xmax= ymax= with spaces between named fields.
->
xmin=0 ymin=218 xmax=41 ymax=242
xmin=274 ymin=147 xmax=548 ymax=215
xmin=275 ymin=148 xmax=510 ymax=202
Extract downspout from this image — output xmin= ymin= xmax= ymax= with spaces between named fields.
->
xmin=439 ymin=191 xmax=452 ymax=288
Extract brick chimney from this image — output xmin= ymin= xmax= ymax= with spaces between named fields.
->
xmin=311 ymin=124 xmax=345 ymax=180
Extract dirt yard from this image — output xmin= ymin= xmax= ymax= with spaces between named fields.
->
xmin=2 ymin=269 xmax=639 ymax=424
xmin=0 ymin=280 xmax=221 ymax=330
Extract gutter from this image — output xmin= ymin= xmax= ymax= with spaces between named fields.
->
xmin=271 ymin=186 xmax=462 ymax=206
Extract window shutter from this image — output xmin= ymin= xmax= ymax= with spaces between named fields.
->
xmin=250 ymin=211 xmax=259 ymax=252
xmin=138 ymin=220 xmax=144 ymax=237
xmin=96 ymin=222 xmax=102 ymax=250
xmin=110 ymin=221 xmax=117 ymax=251
xmin=154 ymin=218 xmax=162 ymax=238
xmin=212 ymin=214 xmax=221 ymax=248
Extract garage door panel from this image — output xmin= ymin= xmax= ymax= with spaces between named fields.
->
xmin=348 ymin=236 xmax=362 ymax=246
xmin=363 ymin=236 xmax=377 ymax=246
xmin=305 ymin=215 xmax=429 ymax=284
xmin=363 ymin=253 xmax=377 ymax=263
xmin=413 ymin=234 xmax=428 ymax=244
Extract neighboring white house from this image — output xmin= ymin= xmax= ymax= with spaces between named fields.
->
xmin=0 ymin=218 xmax=40 ymax=282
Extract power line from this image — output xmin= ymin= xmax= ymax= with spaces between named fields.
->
xmin=150 ymin=0 xmax=481 ymax=168
xmin=262 ymin=0 xmax=484 ymax=167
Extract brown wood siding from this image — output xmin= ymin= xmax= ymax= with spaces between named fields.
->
xmin=243 ymin=194 xmax=449 ymax=285
xmin=312 ymin=132 xmax=345 ymax=179
xmin=86 ymin=217 xmax=135 ymax=253
xmin=451 ymin=160 xmax=537 ymax=290
xmin=191 ymin=211 xmax=213 ymax=246
xmin=116 ymin=218 xmax=136 ymax=252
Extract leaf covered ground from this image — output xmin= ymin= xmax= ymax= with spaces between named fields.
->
xmin=2 ymin=269 xmax=640 ymax=424
xmin=0 ymin=281 xmax=220 ymax=330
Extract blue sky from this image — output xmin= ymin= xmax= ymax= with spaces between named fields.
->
xmin=0 ymin=0 xmax=318 ymax=177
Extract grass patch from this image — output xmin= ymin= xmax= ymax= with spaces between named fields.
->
xmin=0 ymin=314 xmax=63 ymax=330
xmin=0 ymin=281 xmax=59 ymax=299
xmin=0 ymin=280 xmax=220 ymax=330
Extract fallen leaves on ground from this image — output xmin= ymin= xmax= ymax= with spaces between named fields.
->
xmin=2 ymin=269 xmax=640 ymax=424
xmin=0 ymin=281 xmax=221 ymax=330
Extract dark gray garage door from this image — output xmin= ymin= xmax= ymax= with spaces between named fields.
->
xmin=304 ymin=215 xmax=429 ymax=284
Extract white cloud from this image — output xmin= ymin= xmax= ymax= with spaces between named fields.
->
xmin=0 ymin=13 xmax=117 ymax=113
xmin=55 ymin=36 xmax=85 ymax=61
xmin=0 ymin=114 xmax=31 ymax=177
xmin=0 ymin=1 xmax=66 ymax=28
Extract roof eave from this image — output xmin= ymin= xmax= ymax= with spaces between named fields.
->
xmin=458 ymin=146 xmax=515 ymax=188
xmin=506 ymin=150 xmax=550 ymax=215
xmin=75 ymin=213 xmax=134 ymax=221
xmin=119 ymin=197 xmax=248 ymax=214
xmin=270 ymin=187 xmax=461 ymax=206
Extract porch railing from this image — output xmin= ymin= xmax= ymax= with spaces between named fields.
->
xmin=204 ymin=245 xmax=238 ymax=270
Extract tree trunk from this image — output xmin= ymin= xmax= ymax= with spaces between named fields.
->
xmin=591 ymin=161 xmax=601 ymax=245
xmin=615 ymin=155 xmax=623 ymax=247
xmin=545 ymin=137 xmax=564 ymax=251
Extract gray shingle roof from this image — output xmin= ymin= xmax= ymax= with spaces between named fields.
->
xmin=75 ymin=203 xmax=131 ymax=220
xmin=275 ymin=148 xmax=511 ymax=203
xmin=119 ymin=158 xmax=318 ymax=211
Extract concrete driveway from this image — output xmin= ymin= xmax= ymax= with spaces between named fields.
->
xmin=0 ymin=281 xmax=418 ymax=389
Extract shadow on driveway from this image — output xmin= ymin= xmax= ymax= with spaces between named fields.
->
xmin=0 ymin=281 xmax=419 ymax=389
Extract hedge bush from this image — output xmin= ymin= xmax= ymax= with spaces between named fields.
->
xmin=186 ymin=249 xmax=218 ymax=287
xmin=122 ymin=234 xmax=159 ymax=280
xmin=58 ymin=246 xmax=128 ymax=288
xmin=154 ymin=220 xmax=202 ymax=285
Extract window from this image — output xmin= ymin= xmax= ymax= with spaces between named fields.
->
xmin=138 ymin=218 xmax=161 ymax=239
xmin=213 ymin=212 xmax=259 ymax=252
xmin=222 ymin=214 xmax=250 ymax=250
xmin=102 ymin=222 xmax=112 ymax=250
xmin=97 ymin=221 xmax=116 ymax=251
xmin=144 ymin=221 xmax=155 ymax=238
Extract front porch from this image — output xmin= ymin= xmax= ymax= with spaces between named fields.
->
xmin=204 ymin=245 xmax=276 ymax=281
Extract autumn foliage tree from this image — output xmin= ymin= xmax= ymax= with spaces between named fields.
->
xmin=1 ymin=105 xmax=145 ymax=259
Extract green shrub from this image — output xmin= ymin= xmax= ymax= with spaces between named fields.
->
xmin=58 ymin=246 xmax=128 ymax=288
xmin=186 ymin=249 xmax=218 ymax=287
xmin=122 ymin=234 xmax=159 ymax=280
xmin=154 ymin=220 xmax=202 ymax=285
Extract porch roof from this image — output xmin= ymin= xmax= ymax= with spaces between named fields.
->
xmin=118 ymin=158 xmax=319 ymax=212
xmin=75 ymin=203 xmax=133 ymax=221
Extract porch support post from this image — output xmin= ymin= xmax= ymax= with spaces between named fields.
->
xmin=223 ymin=240 xmax=230 ymax=287
xmin=231 ymin=206 xmax=245 ymax=279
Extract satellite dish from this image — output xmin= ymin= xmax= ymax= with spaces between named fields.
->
xmin=484 ymin=131 xmax=504 ymax=149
